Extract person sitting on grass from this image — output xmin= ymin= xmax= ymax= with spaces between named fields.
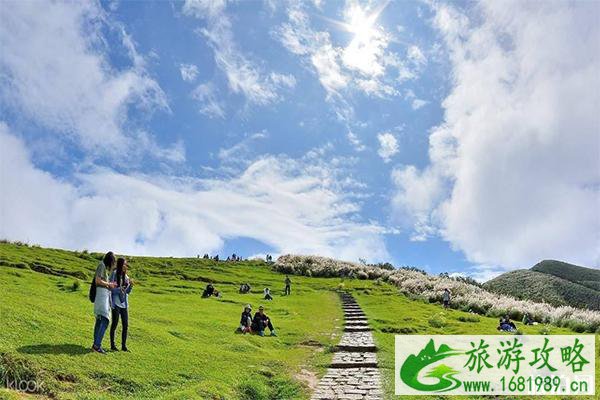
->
xmin=442 ymin=288 xmax=451 ymax=309
xmin=522 ymin=313 xmax=533 ymax=325
xmin=252 ymin=305 xmax=277 ymax=336
xmin=202 ymin=283 xmax=217 ymax=298
xmin=239 ymin=283 xmax=251 ymax=294
xmin=497 ymin=315 xmax=517 ymax=332
xmin=263 ymin=287 xmax=273 ymax=300
xmin=237 ymin=304 xmax=253 ymax=334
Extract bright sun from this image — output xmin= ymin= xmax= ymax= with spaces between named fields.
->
xmin=347 ymin=6 xmax=377 ymax=42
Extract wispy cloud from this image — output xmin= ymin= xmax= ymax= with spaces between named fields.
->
xmin=377 ymin=132 xmax=399 ymax=162
xmin=0 ymin=124 xmax=388 ymax=262
xmin=192 ymin=83 xmax=226 ymax=118
xmin=0 ymin=1 xmax=177 ymax=162
xmin=347 ymin=130 xmax=366 ymax=152
xmin=179 ymin=63 xmax=199 ymax=82
xmin=183 ymin=0 xmax=294 ymax=107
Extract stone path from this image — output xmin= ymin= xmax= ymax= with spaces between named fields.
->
xmin=311 ymin=293 xmax=383 ymax=399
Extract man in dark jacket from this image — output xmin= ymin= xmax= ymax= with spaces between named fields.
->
xmin=252 ymin=305 xmax=277 ymax=336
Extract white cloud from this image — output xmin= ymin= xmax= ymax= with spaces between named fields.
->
xmin=0 ymin=124 xmax=389 ymax=262
xmin=179 ymin=63 xmax=199 ymax=82
xmin=183 ymin=0 xmax=292 ymax=106
xmin=269 ymin=72 xmax=297 ymax=88
xmin=404 ymin=88 xmax=428 ymax=110
xmin=311 ymin=43 xmax=349 ymax=94
xmin=407 ymin=45 xmax=427 ymax=67
xmin=192 ymin=83 xmax=226 ymax=118
xmin=392 ymin=1 xmax=600 ymax=269
xmin=218 ymin=131 xmax=268 ymax=164
xmin=377 ymin=132 xmax=399 ymax=163
xmin=411 ymin=98 xmax=428 ymax=110
xmin=347 ymin=131 xmax=366 ymax=152
xmin=0 ymin=1 xmax=172 ymax=159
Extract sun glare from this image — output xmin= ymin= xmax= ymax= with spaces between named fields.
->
xmin=337 ymin=2 xmax=390 ymax=76
xmin=347 ymin=6 xmax=376 ymax=42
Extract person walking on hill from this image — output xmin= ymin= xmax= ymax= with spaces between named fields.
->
xmin=284 ymin=275 xmax=291 ymax=296
xmin=92 ymin=252 xmax=117 ymax=354
xmin=442 ymin=288 xmax=451 ymax=309
xmin=252 ymin=305 xmax=277 ymax=336
xmin=109 ymin=257 xmax=133 ymax=352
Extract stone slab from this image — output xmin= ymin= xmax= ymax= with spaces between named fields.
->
xmin=311 ymin=368 xmax=383 ymax=400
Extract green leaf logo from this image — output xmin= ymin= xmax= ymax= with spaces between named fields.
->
xmin=400 ymin=339 xmax=463 ymax=392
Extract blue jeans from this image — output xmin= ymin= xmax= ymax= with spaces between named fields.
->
xmin=93 ymin=315 xmax=109 ymax=348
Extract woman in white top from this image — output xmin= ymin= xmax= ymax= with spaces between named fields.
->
xmin=264 ymin=287 xmax=273 ymax=300
xmin=92 ymin=252 xmax=117 ymax=354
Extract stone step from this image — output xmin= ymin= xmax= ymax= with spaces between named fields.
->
xmin=330 ymin=352 xmax=378 ymax=368
xmin=345 ymin=325 xmax=372 ymax=332
xmin=344 ymin=311 xmax=366 ymax=316
xmin=345 ymin=321 xmax=368 ymax=326
xmin=336 ymin=332 xmax=377 ymax=352
xmin=311 ymin=367 xmax=383 ymax=400
xmin=345 ymin=316 xmax=367 ymax=321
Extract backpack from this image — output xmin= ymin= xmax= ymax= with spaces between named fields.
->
xmin=88 ymin=275 xmax=96 ymax=303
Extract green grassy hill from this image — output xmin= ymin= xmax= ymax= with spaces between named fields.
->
xmin=484 ymin=260 xmax=600 ymax=310
xmin=532 ymin=259 xmax=600 ymax=290
xmin=0 ymin=243 xmax=598 ymax=400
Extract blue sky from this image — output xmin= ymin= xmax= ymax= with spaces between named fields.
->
xmin=1 ymin=0 xmax=598 ymax=280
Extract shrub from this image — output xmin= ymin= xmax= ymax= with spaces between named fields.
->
xmin=0 ymin=352 xmax=47 ymax=394
xmin=274 ymin=254 xmax=600 ymax=333
xmin=568 ymin=321 xmax=587 ymax=333
xmin=71 ymin=280 xmax=81 ymax=291
xmin=539 ymin=325 xmax=551 ymax=335
xmin=237 ymin=380 xmax=269 ymax=400
xmin=428 ymin=313 xmax=447 ymax=328
xmin=381 ymin=326 xmax=417 ymax=334
xmin=457 ymin=315 xmax=480 ymax=323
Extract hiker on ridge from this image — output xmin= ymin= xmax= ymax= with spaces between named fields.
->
xmin=284 ymin=275 xmax=291 ymax=296
xmin=109 ymin=257 xmax=133 ymax=352
xmin=442 ymin=288 xmax=451 ymax=309
xmin=92 ymin=251 xmax=117 ymax=354
xmin=252 ymin=305 xmax=277 ymax=336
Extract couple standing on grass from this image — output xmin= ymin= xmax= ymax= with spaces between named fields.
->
xmin=92 ymin=251 xmax=133 ymax=354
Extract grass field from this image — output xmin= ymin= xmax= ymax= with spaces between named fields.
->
xmin=0 ymin=242 xmax=598 ymax=400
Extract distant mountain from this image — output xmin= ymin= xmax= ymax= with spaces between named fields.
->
xmin=484 ymin=260 xmax=600 ymax=310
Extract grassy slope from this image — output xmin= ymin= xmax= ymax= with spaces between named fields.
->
xmin=532 ymin=260 xmax=600 ymax=291
xmin=0 ymin=243 xmax=343 ymax=399
xmin=484 ymin=269 xmax=600 ymax=310
xmin=0 ymin=244 xmax=598 ymax=400
xmin=351 ymin=287 xmax=599 ymax=400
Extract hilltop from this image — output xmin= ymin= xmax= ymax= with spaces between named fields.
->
xmin=484 ymin=260 xmax=600 ymax=310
